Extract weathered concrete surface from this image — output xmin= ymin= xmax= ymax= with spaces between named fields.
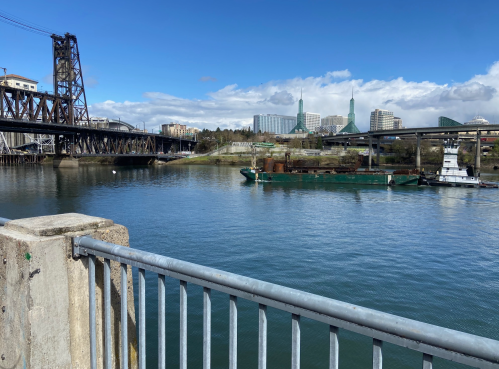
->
xmin=53 ymin=157 xmax=79 ymax=168
xmin=0 ymin=213 xmax=138 ymax=369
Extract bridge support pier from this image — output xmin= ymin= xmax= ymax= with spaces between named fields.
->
xmin=343 ymin=141 xmax=347 ymax=151
xmin=416 ymin=133 xmax=421 ymax=171
xmin=368 ymin=136 xmax=372 ymax=171
xmin=376 ymin=137 xmax=380 ymax=166
xmin=476 ymin=131 xmax=481 ymax=173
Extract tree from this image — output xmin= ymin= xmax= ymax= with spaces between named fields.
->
xmin=290 ymin=138 xmax=302 ymax=149
xmin=316 ymin=136 xmax=323 ymax=150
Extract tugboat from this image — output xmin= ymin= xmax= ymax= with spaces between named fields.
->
xmin=419 ymin=140 xmax=498 ymax=188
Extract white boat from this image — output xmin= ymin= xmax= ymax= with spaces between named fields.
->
xmin=419 ymin=141 xmax=497 ymax=188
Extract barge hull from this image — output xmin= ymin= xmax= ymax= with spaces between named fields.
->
xmin=240 ymin=169 xmax=419 ymax=186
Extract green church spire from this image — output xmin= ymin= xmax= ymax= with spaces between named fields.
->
xmin=290 ymin=88 xmax=308 ymax=133
xmin=339 ymin=88 xmax=361 ymax=134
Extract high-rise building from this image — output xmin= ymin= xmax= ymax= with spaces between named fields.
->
xmin=303 ymin=112 xmax=321 ymax=131
xmin=253 ymin=114 xmax=297 ymax=134
xmin=321 ymin=115 xmax=348 ymax=126
xmin=393 ymin=117 xmax=403 ymax=129
xmin=290 ymin=90 xmax=310 ymax=133
xmin=370 ymin=109 xmax=394 ymax=131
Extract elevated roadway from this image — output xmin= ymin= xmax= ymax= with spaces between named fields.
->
xmin=323 ymin=124 xmax=499 ymax=171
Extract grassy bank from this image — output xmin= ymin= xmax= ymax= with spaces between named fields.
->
xmin=165 ymin=155 xmax=348 ymax=166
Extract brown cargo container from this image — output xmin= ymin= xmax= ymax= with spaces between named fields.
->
xmin=263 ymin=158 xmax=275 ymax=173
xmin=274 ymin=163 xmax=285 ymax=173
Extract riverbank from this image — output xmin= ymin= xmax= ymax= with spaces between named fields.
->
xmin=161 ymin=154 xmax=499 ymax=169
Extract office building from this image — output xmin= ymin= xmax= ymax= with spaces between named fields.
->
xmin=321 ymin=115 xmax=348 ymax=127
xmin=253 ymin=114 xmax=297 ymax=134
xmin=393 ymin=117 xmax=403 ymax=129
xmin=303 ymin=112 xmax=321 ymax=131
xmin=370 ymin=109 xmax=394 ymax=131
xmin=162 ymin=123 xmax=199 ymax=137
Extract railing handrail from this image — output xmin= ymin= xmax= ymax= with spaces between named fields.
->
xmin=73 ymin=235 xmax=499 ymax=366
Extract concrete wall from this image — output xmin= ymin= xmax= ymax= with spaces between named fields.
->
xmin=0 ymin=213 xmax=138 ymax=369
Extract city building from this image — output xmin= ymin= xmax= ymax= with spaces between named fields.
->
xmin=253 ymin=114 xmax=297 ymax=134
xmin=338 ymin=91 xmax=361 ymax=134
xmin=89 ymin=117 xmax=136 ymax=131
xmin=465 ymin=115 xmax=490 ymax=125
xmin=370 ymin=109 xmax=394 ymax=131
xmin=290 ymin=90 xmax=310 ymax=133
xmin=0 ymin=74 xmax=38 ymax=91
xmin=393 ymin=117 xmax=403 ymax=129
xmin=162 ymin=123 xmax=199 ymax=137
xmin=438 ymin=116 xmax=462 ymax=127
xmin=321 ymin=115 xmax=348 ymax=127
xmin=303 ymin=112 xmax=321 ymax=131
xmin=316 ymin=125 xmax=346 ymax=134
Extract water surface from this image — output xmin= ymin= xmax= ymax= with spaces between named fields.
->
xmin=1 ymin=164 xmax=498 ymax=368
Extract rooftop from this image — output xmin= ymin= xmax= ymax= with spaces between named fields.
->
xmin=4 ymin=74 xmax=38 ymax=83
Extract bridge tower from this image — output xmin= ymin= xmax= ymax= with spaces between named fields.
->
xmin=51 ymin=33 xmax=90 ymax=126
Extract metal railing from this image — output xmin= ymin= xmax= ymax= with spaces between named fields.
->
xmin=70 ymin=235 xmax=499 ymax=369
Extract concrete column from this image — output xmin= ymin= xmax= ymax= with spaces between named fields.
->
xmin=0 ymin=213 xmax=138 ymax=369
xmin=343 ymin=141 xmax=347 ymax=151
xmin=476 ymin=131 xmax=481 ymax=172
xmin=368 ymin=136 xmax=373 ymax=171
xmin=376 ymin=137 xmax=381 ymax=166
xmin=416 ymin=133 xmax=421 ymax=170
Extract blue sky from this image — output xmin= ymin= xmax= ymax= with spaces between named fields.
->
xmin=2 ymin=0 xmax=499 ymax=131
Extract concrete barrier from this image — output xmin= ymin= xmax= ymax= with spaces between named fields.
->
xmin=0 ymin=213 xmax=138 ymax=368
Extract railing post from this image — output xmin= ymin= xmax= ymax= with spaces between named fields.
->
xmin=329 ymin=326 xmax=339 ymax=369
xmin=373 ymin=339 xmax=382 ymax=369
xmin=230 ymin=295 xmax=238 ymax=369
xmin=422 ymin=353 xmax=433 ymax=369
xmin=139 ymin=268 xmax=146 ymax=369
xmin=121 ymin=263 xmax=128 ymax=369
xmin=292 ymin=314 xmax=300 ymax=369
xmin=158 ymin=274 xmax=166 ymax=369
xmin=203 ymin=287 xmax=211 ymax=369
xmin=88 ymin=254 xmax=97 ymax=369
xmin=180 ymin=280 xmax=187 ymax=369
xmin=104 ymin=258 xmax=112 ymax=369
xmin=258 ymin=304 xmax=267 ymax=369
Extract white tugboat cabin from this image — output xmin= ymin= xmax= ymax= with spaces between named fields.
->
xmin=438 ymin=141 xmax=479 ymax=185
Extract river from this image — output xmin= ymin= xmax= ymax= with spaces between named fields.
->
xmin=1 ymin=164 xmax=498 ymax=368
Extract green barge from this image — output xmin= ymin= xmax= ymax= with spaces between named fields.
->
xmin=240 ymin=154 xmax=420 ymax=186
xmin=240 ymin=168 xmax=419 ymax=186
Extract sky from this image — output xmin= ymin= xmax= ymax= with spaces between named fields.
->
xmin=1 ymin=0 xmax=499 ymax=132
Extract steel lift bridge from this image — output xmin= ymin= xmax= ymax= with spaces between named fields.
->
xmin=0 ymin=17 xmax=190 ymax=155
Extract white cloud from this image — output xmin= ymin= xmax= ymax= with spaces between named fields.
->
xmin=328 ymin=69 xmax=352 ymax=79
xmin=199 ymin=76 xmax=217 ymax=82
xmin=89 ymin=65 xmax=499 ymax=131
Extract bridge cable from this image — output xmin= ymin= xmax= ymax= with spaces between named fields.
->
xmin=0 ymin=10 xmax=63 ymax=37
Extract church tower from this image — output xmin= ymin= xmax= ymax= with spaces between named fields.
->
xmin=290 ymin=89 xmax=308 ymax=133
xmin=348 ymin=89 xmax=355 ymax=125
